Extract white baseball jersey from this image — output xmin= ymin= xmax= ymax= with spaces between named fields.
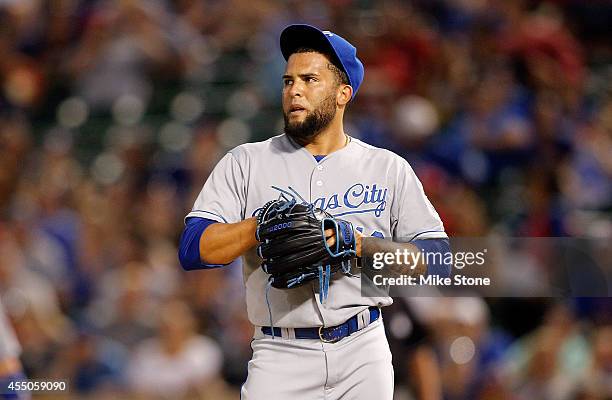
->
xmin=186 ymin=134 xmax=446 ymax=328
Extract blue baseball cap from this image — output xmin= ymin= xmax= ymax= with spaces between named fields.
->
xmin=280 ymin=24 xmax=364 ymax=99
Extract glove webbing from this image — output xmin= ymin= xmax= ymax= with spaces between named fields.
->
xmin=318 ymin=264 xmax=331 ymax=303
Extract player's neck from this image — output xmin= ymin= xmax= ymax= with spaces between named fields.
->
xmin=303 ymin=119 xmax=347 ymax=156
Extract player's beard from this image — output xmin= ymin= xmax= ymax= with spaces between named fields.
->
xmin=284 ymin=93 xmax=337 ymax=146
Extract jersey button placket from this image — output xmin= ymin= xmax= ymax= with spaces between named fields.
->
xmin=311 ymin=163 xmax=327 ymax=319
xmin=311 ymin=164 xmax=326 ymax=215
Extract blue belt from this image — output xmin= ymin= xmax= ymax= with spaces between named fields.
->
xmin=261 ymin=306 xmax=380 ymax=343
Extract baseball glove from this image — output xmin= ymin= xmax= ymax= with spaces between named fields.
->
xmin=255 ymin=186 xmax=357 ymax=301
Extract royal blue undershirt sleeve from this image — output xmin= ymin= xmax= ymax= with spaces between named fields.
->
xmin=411 ymin=238 xmax=452 ymax=277
xmin=178 ymin=217 xmax=229 ymax=270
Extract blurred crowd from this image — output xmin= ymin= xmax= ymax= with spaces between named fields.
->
xmin=0 ymin=0 xmax=610 ymax=399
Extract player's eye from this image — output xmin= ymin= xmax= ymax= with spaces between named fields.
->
xmin=305 ymin=77 xmax=317 ymax=83
xmin=283 ymin=79 xmax=293 ymax=86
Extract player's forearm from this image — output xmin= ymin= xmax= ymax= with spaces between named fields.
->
xmin=199 ymin=217 xmax=258 ymax=264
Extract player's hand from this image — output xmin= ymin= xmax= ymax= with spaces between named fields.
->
xmin=325 ymin=228 xmax=335 ymax=247
xmin=325 ymin=228 xmax=364 ymax=258
xmin=354 ymin=230 xmax=364 ymax=258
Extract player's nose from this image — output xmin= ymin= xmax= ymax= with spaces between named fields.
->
xmin=287 ymin=81 xmax=304 ymax=98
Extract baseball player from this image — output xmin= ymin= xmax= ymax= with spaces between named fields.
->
xmin=179 ymin=24 xmax=449 ymax=399
xmin=0 ymin=302 xmax=29 ymax=400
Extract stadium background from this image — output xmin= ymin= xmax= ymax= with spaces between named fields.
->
xmin=0 ymin=0 xmax=610 ymax=399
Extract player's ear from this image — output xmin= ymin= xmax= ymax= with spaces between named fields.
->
xmin=337 ymin=84 xmax=352 ymax=106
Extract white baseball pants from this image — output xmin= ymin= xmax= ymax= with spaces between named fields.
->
xmin=241 ymin=318 xmax=394 ymax=400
